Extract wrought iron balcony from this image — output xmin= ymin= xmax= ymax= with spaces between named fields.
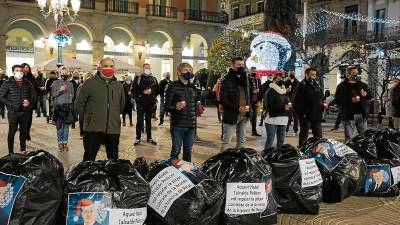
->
xmin=185 ymin=9 xmax=228 ymax=24
xmin=146 ymin=4 xmax=177 ymax=18
xmin=106 ymin=0 xmax=139 ymax=14
xmin=80 ymin=0 xmax=95 ymax=9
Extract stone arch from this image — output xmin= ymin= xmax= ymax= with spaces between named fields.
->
xmin=145 ymin=28 xmax=176 ymax=47
xmin=105 ymin=24 xmax=137 ymax=42
xmin=1 ymin=15 xmax=48 ymax=37
xmin=67 ymin=21 xmax=95 ymax=42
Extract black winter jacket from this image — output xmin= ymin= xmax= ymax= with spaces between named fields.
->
xmin=220 ymin=69 xmax=251 ymax=125
xmin=264 ymin=83 xmax=290 ymax=118
xmin=335 ymin=79 xmax=372 ymax=120
xmin=165 ymin=79 xmax=197 ymax=128
xmin=132 ymin=74 xmax=159 ymax=107
xmin=0 ymin=77 xmax=36 ymax=112
xmin=392 ymin=85 xmax=400 ymax=118
xmin=293 ymin=79 xmax=324 ymax=121
xmin=159 ymin=78 xmax=171 ymax=98
xmin=284 ymin=78 xmax=299 ymax=100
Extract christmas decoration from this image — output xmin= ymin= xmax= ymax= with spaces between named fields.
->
xmin=246 ymin=32 xmax=292 ymax=77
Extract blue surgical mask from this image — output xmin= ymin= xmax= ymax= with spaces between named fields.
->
xmin=183 ymin=72 xmax=194 ymax=81
xmin=353 ymin=75 xmax=361 ymax=82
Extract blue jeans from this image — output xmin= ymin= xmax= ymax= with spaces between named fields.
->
xmin=57 ymin=124 xmax=69 ymax=144
xmin=265 ymin=123 xmax=286 ymax=149
xmin=170 ymin=126 xmax=195 ymax=162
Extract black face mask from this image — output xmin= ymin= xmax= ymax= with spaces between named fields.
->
xmin=352 ymin=75 xmax=361 ymax=82
xmin=61 ymin=75 xmax=68 ymax=80
xmin=276 ymin=80 xmax=284 ymax=86
xmin=237 ymin=67 xmax=245 ymax=73
xmin=289 ymin=74 xmax=295 ymax=79
xmin=251 ymin=73 xmax=257 ymax=77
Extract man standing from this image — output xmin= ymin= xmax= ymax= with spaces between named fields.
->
xmin=284 ymin=70 xmax=299 ymax=136
xmin=0 ymin=68 xmax=6 ymax=120
xmin=0 ymin=65 xmax=36 ymax=154
xmin=158 ymin=72 xmax=172 ymax=126
xmin=335 ymin=66 xmax=371 ymax=141
xmin=35 ymin=71 xmax=47 ymax=118
xmin=132 ymin=63 xmax=159 ymax=145
xmin=75 ymin=58 xmax=125 ymax=161
xmin=21 ymin=63 xmax=39 ymax=141
xmin=165 ymin=63 xmax=197 ymax=162
xmin=220 ymin=57 xmax=251 ymax=151
xmin=70 ymin=71 xmax=80 ymax=129
xmin=293 ymin=68 xmax=327 ymax=147
xmin=248 ymin=67 xmax=261 ymax=136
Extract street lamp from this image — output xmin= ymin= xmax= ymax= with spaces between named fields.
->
xmin=37 ymin=0 xmax=81 ymax=67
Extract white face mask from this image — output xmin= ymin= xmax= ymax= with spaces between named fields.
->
xmin=14 ymin=71 xmax=23 ymax=80
xmin=144 ymin=69 xmax=151 ymax=75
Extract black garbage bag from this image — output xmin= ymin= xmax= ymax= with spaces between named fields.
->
xmin=146 ymin=159 xmax=224 ymax=225
xmin=300 ymin=138 xmax=366 ymax=203
xmin=62 ymin=159 xmax=151 ymax=225
xmin=202 ymin=149 xmax=277 ymax=225
xmin=133 ymin=157 xmax=150 ymax=178
xmin=0 ymin=150 xmax=64 ymax=225
xmin=347 ymin=132 xmax=400 ymax=197
xmin=262 ymin=144 xmax=323 ymax=214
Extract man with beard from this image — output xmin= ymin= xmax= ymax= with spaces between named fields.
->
xmin=220 ymin=57 xmax=251 ymax=151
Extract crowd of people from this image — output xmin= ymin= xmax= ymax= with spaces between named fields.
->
xmin=0 ymin=56 xmax=398 ymax=163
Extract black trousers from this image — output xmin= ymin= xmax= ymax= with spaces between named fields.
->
xmin=0 ymin=102 xmax=5 ymax=119
xmin=83 ymin=132 xmax=119 ymax=161
xmin=36 ymin=95 xmax=47 ymax=116
xmin=250 ymin=103 xmax=258 ymax=134
xmin=298 ymin=117 xmax=322 ymax=147
xmin=8 ymin=111 xmax=29 ymax=153
xmin=27 ymin=110 xmax=33 ymax=138
xmin=79 ymin=115 xmax=84 ymax=137
xmin=136 ymin=104 xmax=153 ymax=140
xmin=287 ymin=110 xmax=299 ymax=133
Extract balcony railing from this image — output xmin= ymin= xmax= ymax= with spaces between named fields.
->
xmin=304 ymin=26 xmax=400 ymax=46
xmin=146 ymin=4 xmax=177 ymax=18
xmin=106 ymin=0 xmax=139 ymax=14
xmin=185 ymin=9 xmax=228 ymax=24
xmin=12 ymin=0 xmax=36 ymax=3
xmin=80 ymin=0 xmax=95 ymax=9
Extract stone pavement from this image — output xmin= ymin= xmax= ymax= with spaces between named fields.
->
xmin=0 ymin=107 xmax=399 ymax=225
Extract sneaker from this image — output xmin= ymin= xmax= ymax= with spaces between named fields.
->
xmin=122 ymin=122 xmax=126 ymax=127
xmin=134 ymin=139 xmax=141 ymax=146
xmin=129 ymin=123 xmax=134 ymax=127
xmin=58 ymin=144 xmax=64 ymax=152
xmin=147 ymin=139 xmax=157 ymax=145
xmin=26 ymin=135 xmax=31 ymax=141
xmin=21 ymin=150 xmax=28 ymax=155
xmin=63 ymin=143 xmax=69 ymax=152
xmin=251 ymin=133 xmax=262 ymax=137
xmin=331 ymin=126 xmax=339 ymax=131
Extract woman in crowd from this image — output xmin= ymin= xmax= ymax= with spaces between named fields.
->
xmin=51 ymin=67 xmax=75 ymax=151
xmin=122 ymin=75 xmax=134 ymax=126
xmin=264 ymin=72 xmax=291 ymax=149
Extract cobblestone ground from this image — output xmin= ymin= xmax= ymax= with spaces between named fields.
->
xmin=0 ymin=107 xmax=399 ymax=224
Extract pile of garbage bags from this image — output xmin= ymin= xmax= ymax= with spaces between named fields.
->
xmin=262 ymin=145 xmax=323 ymax=214
xmin=202 ymin=149 xmax=277 ymax=225
xmin=144 ymin=159 xmax=224 ymax=225
xmin=62 ymin=159 xmax=151 ymax=225
xmin=347 ymin=129 xmax=400 ymax=197
xmin=300 ymin=138 xmax=366 ymax=203
xmin=0 ymin=150 xmax=64 ymax=225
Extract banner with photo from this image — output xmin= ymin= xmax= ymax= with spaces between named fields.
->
xmin=365 ymin=165 xmax=392 ymax=194
xmin=305 ymin=141 xmax=345 ymax=171
xmin=0 ymin=172 xmax=26 ymax=225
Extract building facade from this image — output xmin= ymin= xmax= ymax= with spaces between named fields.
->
xmin=0 ymin=0 xmax=228 ymax=78
xmin=222 ymin=0 xmax=265 ymax=30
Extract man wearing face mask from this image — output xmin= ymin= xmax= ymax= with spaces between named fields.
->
xmin=35 ymin=71 xmax=47 ymax=118
xmin=248 ymin=67 xmax=262 ymax=136
xmin=51 ymin=67 xmax=75 ymax=152
xmin=132 ymin=63 xmax=159 ymax=146
xmin=75 ymin=58 xmax=125 ymax=161
xmin=335 ymin=66 xmax=372 ymax=141
xmin=158 ymin=72 xmax=172 ymax=126
xmin=284 ymin=70 xmax=299 ymax=136
xmin=0 ymin=65 xmax=36 ymax=154
xmin=165 ymin=63 xmax=197 ymax=162
xmin=220 ymin=57 xmax=251 ymax=152
xmin=122 ymin=76 xmax=134 ymax=126
xmin=293 ymin=68 xmax=326 ymax=147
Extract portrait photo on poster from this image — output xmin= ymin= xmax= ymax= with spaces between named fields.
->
xmin=66 ymin=192 xmax=112 ymax=225
xmin=0 ymin=172 xmax=26 ymax=225
xmin=365 ymin=165 xmax=392 ymax=194
xmin=305 ymin=142 xmax=344 ymax=171
xmin=167 ymin=159 xmax=210 ymax=185
xmin=260 ymin=175 xmax=277 ymax=218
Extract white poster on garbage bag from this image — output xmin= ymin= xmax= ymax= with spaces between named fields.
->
xmin=328 ymin=139 xmax=357 ymax=157
xmin=109 ymin=208 xmax=147 ymax=225
xmin=225 ymin=183 xmax=269 ymax=215
xmin=299 ymin=158 xmax=323 ymax=188
xmin=148 ymin=166 xmax=195 ymax=217
xmin=391 ymin=166 xmax=400 ymax=185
